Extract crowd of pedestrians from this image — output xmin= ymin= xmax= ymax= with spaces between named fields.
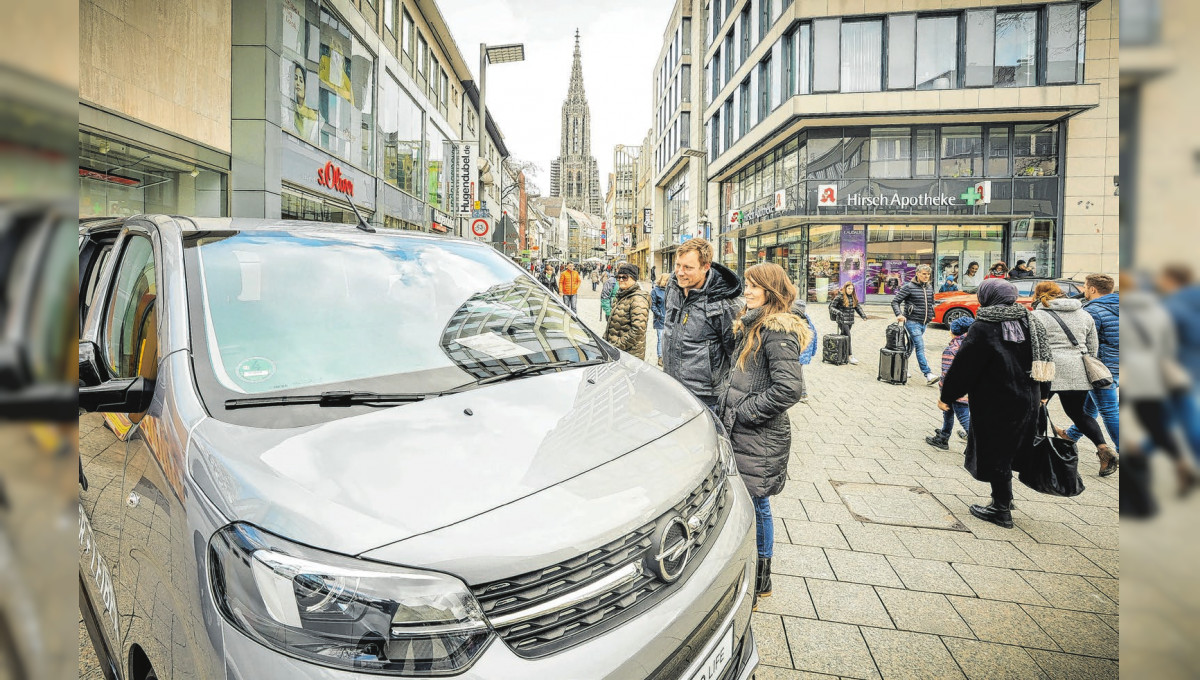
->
xmin=529 ymin=241 xmax=1171 ymax=598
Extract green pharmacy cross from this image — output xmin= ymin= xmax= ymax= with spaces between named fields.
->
xmin=959 ymin=187 xmax=983 ymax=206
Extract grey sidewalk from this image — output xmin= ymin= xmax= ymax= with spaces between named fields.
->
xmin=576 ymin=285 xmax=1119 ymax=680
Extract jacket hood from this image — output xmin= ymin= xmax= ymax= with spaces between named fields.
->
xmin=670 ymin=261 xmax=743 ymax=301
xmin=1045 ymin=298 xmax=1082 ymax=312
xmin=760 ymin=309 xmax=814 ymax=350
xmin=616 ymin=284 xmax=650 ymax=300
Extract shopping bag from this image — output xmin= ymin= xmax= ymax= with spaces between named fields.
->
xmin=1014 ymin=407 xmax=1086 ymax=497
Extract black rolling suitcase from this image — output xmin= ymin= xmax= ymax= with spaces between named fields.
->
xmin=822 ymin=334 xmax=850 ymax=365
xmin=878 ymin=323 xmax=910 ymax=384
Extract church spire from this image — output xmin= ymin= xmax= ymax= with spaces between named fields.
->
xmin=568 ymin=28 xmax=586 ymax=103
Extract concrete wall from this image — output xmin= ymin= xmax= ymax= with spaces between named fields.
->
xmin=1061 ymin=0 xmax=1120 ymax=278
xmin=80 ymin=0 xmax=232 ymax=152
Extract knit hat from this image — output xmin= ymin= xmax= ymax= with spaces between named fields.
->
xmin=949 ymin=316 xmax=974 ymax=336
xmin=617 ymin=263 xmax=639 ymax=279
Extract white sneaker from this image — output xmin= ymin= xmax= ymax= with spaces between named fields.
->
xmin=849 ymin=356 xmax=859 ymax=365
xmin=925 ymin=372 xmax=940 ymax=385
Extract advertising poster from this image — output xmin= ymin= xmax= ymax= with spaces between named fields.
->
xmin=1015 ymin=250 xmax=1042 ymax=276
xmin=959 ymin=252 xmax=986 ymax=290
xmin=282 ymin=56 xmax=319 ymax=144
xmin=937 ymin=254 xmax=960 ymax=292
xmin=867 ymin=260 xmax=912 ymax=295
xmin=838 ymin=224 xmax=866 ymax=301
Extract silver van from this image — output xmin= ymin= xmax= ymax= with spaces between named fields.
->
xmin=78 ymin=216 xmax=758 ymax=679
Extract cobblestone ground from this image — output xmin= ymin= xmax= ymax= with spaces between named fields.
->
xmin=79 ymin=281 xmax=1122 ymax=679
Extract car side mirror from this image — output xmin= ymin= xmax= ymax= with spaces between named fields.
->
xmin=78 ymin=377 xmax=154 ymax=414
xmin=79 ymin=341 xmax=106 ymax=388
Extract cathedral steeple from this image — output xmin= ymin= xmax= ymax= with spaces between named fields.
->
xmin=550 ymin=29 xmax=601 ymax=215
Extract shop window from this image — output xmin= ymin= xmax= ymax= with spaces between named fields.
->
xmin=964 ymin=9 xmax=995 ymax=87
xmin=840 ymin=20 xmax=882 ymax=92
xmin=986 ymin=126 xmax=1011 ymax=177
xmin=812 ymin=18 xmax=840 ymax=93
xmin=1011 ymin=218 xmax=1056 ymax=278
xmin=887 ymin=14 xmax=916 ymax=90
xmin=994 ymin=10 xmax=1038 ymax=87
xmin=940 ymin=126 xmax=982 ymax=178
xmin=870 ymin=128 xmax=911 ymax=178
xmin=843 ymin=128 xmax=869 ymax=178
xmin=78 ymin=131 xmax=227 ymax=218
xmin=427 ymin=124 xmax=448 ymax=210
xmin=865 ymin=224 xmax=934 ymax=303
xmin=378 ymin=73 xmax=423 ymax=197
xmin=1046 ymin=3 xmax=1080 ymax=84
xmin=280 ymin=0 xmax=375 ymax=171
xmin=1013 ymin=123 xmax=1058 ymax=176
xmin=915 ymin=15 xmax=958 ymax=90
xmin=806 ymin=129 xmax=842 ymax=180
xmin=781 ymin=138 xmax=799 ymax=189
xmin=935 ymin=224 xmax=1004 ymax=293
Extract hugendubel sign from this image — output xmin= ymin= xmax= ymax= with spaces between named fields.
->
xmin=451 ymin=143 xmax=479 ymax=216
xmin=316 ymin=161 xmax=354 ymax=197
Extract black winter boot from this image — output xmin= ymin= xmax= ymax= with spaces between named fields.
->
xmin=755 ymin=558 xmax=773 ymax=598
xmin=969 ymin=502 xmax=1013 ymax=528
xmin=925 ymin=431 xmax=950 ymax=450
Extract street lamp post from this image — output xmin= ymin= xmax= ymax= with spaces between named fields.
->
xmin=477 ymin=43 xmax=524 ymax=238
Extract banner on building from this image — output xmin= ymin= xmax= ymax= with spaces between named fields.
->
xmin=643 ymin=208 xmax=653 ymax=234
xmin=451 ymin=143 xmax=478 ymax=216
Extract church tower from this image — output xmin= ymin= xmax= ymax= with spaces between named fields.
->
xmin=550 ymin=29 xmax=602 ymax=214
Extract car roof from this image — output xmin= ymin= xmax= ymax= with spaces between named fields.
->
xmin=78 ymin=214 xmax=483 ymax=248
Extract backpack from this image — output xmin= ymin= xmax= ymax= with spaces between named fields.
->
xmin=885 ymin=322 xmax=909 ymax=352
xmin=798 ymin=313 xmax=819 ymax=365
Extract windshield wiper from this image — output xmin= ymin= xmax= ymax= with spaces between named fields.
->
xmin=224 ymin=390 xmax=455 ymax=410
xmin=473 ymin=359 xmax=606 ymax=386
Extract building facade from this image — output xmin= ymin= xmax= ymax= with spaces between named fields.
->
xmin=650 ymin=0 xmax=709 ymax=276
xmin=550 ymin=31 xmax=603 ymax=215
xmin=611 ymin=144 xmax=639 ymax=263
xmin=699 ymin=0 xmax=1117 ymax=303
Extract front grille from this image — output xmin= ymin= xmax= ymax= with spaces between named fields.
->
xmin=471 ymin=461 xmax=730 ymax=658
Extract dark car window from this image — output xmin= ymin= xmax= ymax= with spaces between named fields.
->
xmin=101 ymin=234 xmax=157 ymax=380
xmin=186 ymin=230 xmax=606 ymax=405
xmin=1011 ymin=280 xmax=1036 ymax=296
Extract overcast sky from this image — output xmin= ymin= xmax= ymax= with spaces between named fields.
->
xmin=441 ymin=0 xmax=675 ymax=200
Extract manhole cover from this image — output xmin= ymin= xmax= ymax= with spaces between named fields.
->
xmin=831 ymin=482 xmax=968 ymax=532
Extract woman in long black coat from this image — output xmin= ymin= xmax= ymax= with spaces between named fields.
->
xmin=719 ymin=263 xmax=811 ymax=608
xmin=940 ymin=279 xmax=1053 ymax=528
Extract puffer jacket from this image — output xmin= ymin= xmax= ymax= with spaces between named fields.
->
xmin=890 ymin=280 xmax=935 ymax=326
xmin=1084 ymin=292 xmax=1120 ymax=377
xmin=1032 ymin=297 xmax=1099 ymax=392
xmin=829 ymin=294 xmax=868 ymax=327
xmin=604 ymin=285 xmax=651 ymax=359
xmin=559 ymin=269 xmax=582 ymax=295
xmin=660 ymin=262 xmax=744 ymax=398
xmin=719 ymin=307 xmax=809 ymax=497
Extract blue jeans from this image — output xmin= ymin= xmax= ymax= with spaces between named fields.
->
xmin=751 ymin=496 xmax=774 ymax=558
xmin=904 ymin=321 xmax=932 ymax=375
xmin=697 ymin=395 xmax=720 ymax=415
xmin=1065 ymin=379 xmax=1119 ymax=452
xmin=1168 ymin=388 xmax=1200 ymax=465
xmin=940 ymin=402 xmax=971 ymax=436
xmin=655 ymin=328 xmax=663 ymax=358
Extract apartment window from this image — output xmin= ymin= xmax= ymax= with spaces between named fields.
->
xmin=887 ymin=14 xmax=916 ymax=89
xmin=681 ymin=65 xmax=691 ymax=102
xmin=840 ymin=20 xmax=882 ymax=92
xmin=812 ymin=19 xmax=840 ymax=93
xmin=798 ymin=23 xmax=811 ymax=94
xmin=740 ymin=6 xmax=751 ymax=62
xmin=417 ymin=35 xmax=428 ymax=81
xmin=430 ymin=57 xmax=441 ymax=102
xmin=725 ymin=34 xmax=735 ymax=83
xmin=681 ymin=112 xmax=690 ymax=147
xmin=759 ymin=0 xmax=771 ymax=42
xmin=782 ymin=29 xmax=795 ymax=97
xmin=758 ymin=57 xmax=771 ymax=120
xmin=964 ymin=9 xmax=996 ymax=87
xmin=712 ymin=0 xmax=722 ymax=42
xmin=739 ymin=79 xmax=751 ymax=136
xmin=1046 ymin=3 xmax=1080 ymax=84
xmin=440 ymin=70 xmax=449 ymax=112
xmin=384 ymin=0 xmax=395 ymax=32
xmin=402 ymin=9 xmax=413 ymax=57
xmin=994 ymin=10 xmax=1037 ymax=87
xmin=870 ymin=127 xmax=911 ymax=178
xmin=723 ymin=99 xmax=734 ymax=151
xmin=683 ymin=18 xmax=692 ymax=54
xmin=915 ymin=15 xmax=958 ymax=90
xmin=941 ymin=125 xmax=982 ymax=177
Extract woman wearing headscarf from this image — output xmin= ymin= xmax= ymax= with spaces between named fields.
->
xmin=939 ymin=278 xmax=1054 ymax=528
xmin=719 ymin=263 xmax=811 ymax=609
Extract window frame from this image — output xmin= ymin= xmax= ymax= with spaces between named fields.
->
xmin=99 ymin=229 xmax=159 ymax=381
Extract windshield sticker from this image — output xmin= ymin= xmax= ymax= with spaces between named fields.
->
xmin=453 ymin=333 xmax=535 ymax=360
xmin=235 ymin=357 xmax=276 ymax=383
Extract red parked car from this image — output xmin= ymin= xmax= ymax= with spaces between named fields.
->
xmin=931 ymin=278 xmax=1087 ymax=326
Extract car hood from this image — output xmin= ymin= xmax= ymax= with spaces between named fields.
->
xmin=935 ymin=292 xmax=975 ymax=305
xmin=189 ymin=356 xmax=706 ymax=555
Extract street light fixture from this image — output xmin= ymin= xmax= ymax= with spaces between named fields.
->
xmin=476 ymin=42 xmax=525 ymax=238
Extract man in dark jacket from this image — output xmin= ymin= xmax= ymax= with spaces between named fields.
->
xmin=891 ymin=264 xmax=940 ymax=385
xmin=1062 ymin=274 xmax=1120 ymax=449
xmin=661 ymin=238 xmax=743 ymax=412
xmin=1009 ymin=260 xmax=1034 ymax=279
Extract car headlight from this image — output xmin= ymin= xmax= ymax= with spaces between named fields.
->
xmin=708 ymin=410 xmax=738 ymax=478
xmin=209 ymin=523 xmax=491 ymax=676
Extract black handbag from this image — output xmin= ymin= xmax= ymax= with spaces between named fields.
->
xmin=1014 ymin=407 xmax=1086 ymax=497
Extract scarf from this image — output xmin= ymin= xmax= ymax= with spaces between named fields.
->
xmin=976 ymin=303 xmax=1056 ymax=382
xmin=733 ymin=306 xmax=766 ymax=335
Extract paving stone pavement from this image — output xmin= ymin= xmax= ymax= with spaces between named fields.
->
xmin=78 ymin=281 xmax=1121 ymax=679
xmin=571 ymin=283 xmax=1120 ymax=679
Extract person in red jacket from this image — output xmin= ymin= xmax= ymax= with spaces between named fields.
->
xmin=559 ymin=261 xmax=582 ymax=312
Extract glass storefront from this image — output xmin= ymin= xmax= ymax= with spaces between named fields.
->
xmin=79 ymin=130 xmax=226 ymax=218
xmin=282 ymin=186 xmax=374 ymax=224
xmin=865 ymin=224 xmax=934 ymax=302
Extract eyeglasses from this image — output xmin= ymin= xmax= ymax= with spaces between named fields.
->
xmin=616 ymin=275 xmax=631 ymax=281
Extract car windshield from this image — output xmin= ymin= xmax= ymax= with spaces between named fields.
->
xmin=186 ymin=229 xmax=605 ymax=398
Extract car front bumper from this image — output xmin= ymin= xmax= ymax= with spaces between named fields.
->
xmin=216 ymin=479 xmax=759 ymax=680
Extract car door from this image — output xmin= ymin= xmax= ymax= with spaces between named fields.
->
xmin=79 ymin=228 xmax=157 ymax=677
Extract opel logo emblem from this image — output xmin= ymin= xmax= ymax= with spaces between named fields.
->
xmin=646 ymin=514 xmax=692 ymax=583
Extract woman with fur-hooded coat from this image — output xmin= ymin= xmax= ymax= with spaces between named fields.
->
xmin=719 ymin=262 xmax=811 ymax=610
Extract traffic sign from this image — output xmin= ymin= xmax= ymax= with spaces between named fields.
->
xmin=470 ymin=217 xmax=492 ymax=239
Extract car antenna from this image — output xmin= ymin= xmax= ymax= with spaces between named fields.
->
xmin=346 ymin=199 xmax=375 ymax=233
